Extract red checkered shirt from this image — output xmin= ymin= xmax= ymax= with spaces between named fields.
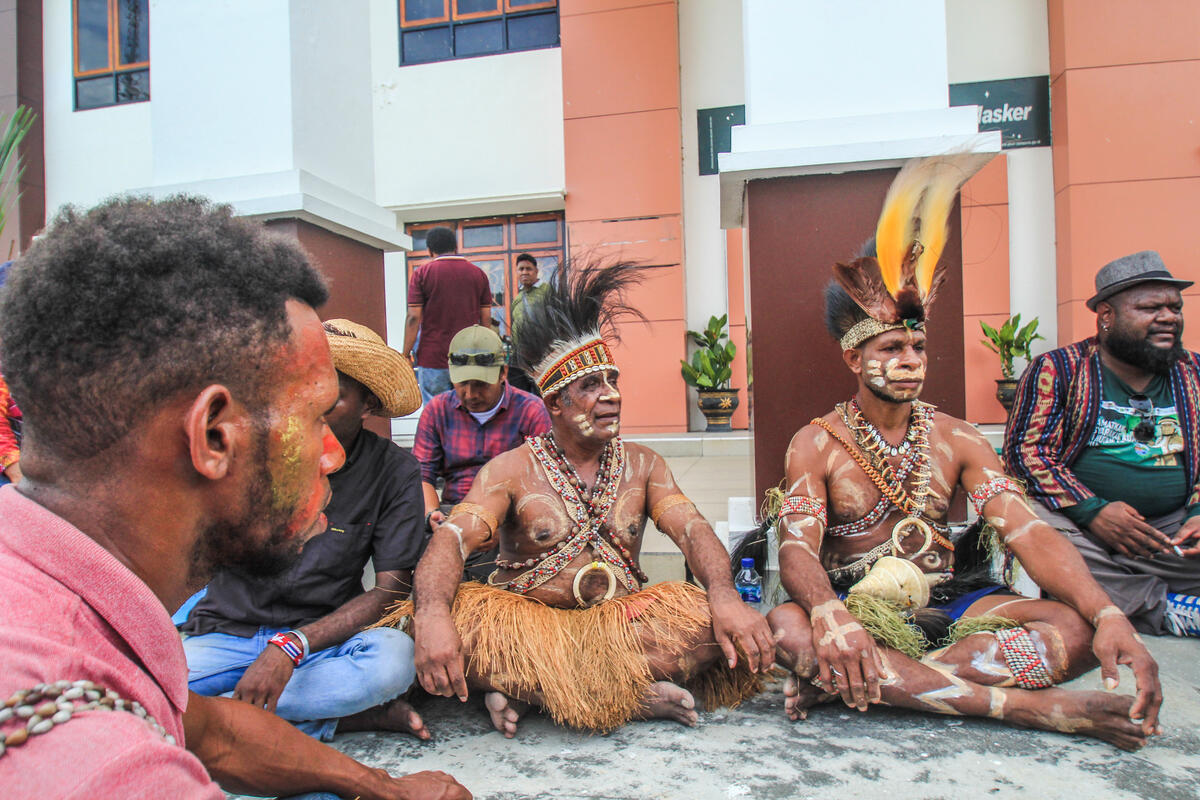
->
xmin=413 ymin=383 xmax=551 ymax=504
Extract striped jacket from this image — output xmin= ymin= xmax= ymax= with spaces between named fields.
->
xmin=1003 ymin=337 xmax=1200 ymax=512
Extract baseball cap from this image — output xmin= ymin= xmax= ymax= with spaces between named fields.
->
xmin=448 ymin=325 xmax=505 ymax=384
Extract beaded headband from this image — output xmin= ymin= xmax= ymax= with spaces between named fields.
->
xmin=536 ymin=336 xmax=618 ymax=396
xmin=839 ymin=317 xmax=925 ymax=350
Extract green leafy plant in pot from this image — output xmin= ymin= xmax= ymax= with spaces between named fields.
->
xmin=980 ymin=313 xmax=1043 ymax=413
xmin=0 ymin=105 xmax=35 ymax=251
xmin=680 ymin=314 xmax=739 ymax=431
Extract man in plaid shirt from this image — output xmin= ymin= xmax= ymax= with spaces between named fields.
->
xmin=415 ymin=325 xmax=550 ymax=576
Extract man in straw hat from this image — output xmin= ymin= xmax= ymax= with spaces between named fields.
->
xmin=382 ymin=261 xmax=774 ymax=737
xmin=768 ymin=156 xmax=1162 ymax=751
xmin=1005 ymin=251 xmax=1200 ymax=638
xmin=182 ymin=317 xmax=436 ymax=742
xmin=0 ymin=197 xmax=466 ymax=798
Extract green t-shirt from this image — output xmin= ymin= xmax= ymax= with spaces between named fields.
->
xmin=1065 ymin=364 xmax=1188 ymax=525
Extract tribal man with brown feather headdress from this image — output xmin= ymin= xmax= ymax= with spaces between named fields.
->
xmin=768 ymin=155 xmax=1165 ymax=751
xmin=381 ymin=260 xmax=772 ymax=736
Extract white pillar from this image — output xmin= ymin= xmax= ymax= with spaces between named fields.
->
xmin=1006 ymin=148 xmax=1058 ymax=360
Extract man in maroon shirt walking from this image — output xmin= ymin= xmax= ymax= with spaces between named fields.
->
xmin=403 ymin=226 xmax=493 ymax=404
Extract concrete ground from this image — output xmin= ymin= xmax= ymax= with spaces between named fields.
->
xmin=235 ymin=433 xmax=1198 ymax=800
xmin=251 ymin=635 xmax=1198 ymax=800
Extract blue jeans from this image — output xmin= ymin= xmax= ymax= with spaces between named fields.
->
xmin=416 ymin=366 xmax=452 ymax=404
xmin=184 ymin=627 xmax=415 ymax=742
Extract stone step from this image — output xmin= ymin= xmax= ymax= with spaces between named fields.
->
xmin=623 ymin=431 xmax=751 ymax=458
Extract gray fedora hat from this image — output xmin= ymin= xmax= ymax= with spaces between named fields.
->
xmin=1086 ymin=250 xmax=1193 ymax=310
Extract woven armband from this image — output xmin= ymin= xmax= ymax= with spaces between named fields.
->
xmin=969 ymin=476 xmax=1025 ymax=517
xmin=995 ymin=627 xmax=1054 ymax=689
xmin=450 ymin=502 xmax=499 ymax=536
xmin=650 ymin=493 xmax=694 ymax=526
xmin=267 ymin=632 xmax=304 ymax=666
xmin=779 ymin=495 xmax=827 ymax=526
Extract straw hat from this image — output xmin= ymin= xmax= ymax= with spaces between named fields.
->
xmin=323 ymin=319 xmax=420 ymax=418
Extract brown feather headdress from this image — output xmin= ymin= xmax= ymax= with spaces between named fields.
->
xmin=834 ymin=154 xmax=989 ymax=349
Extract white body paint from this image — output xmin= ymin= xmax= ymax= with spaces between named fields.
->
xmin=573 ymin=412 xmax=595 ymax=437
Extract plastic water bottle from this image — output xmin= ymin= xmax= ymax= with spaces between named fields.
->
xmin=734 ymin=557 xmax=763 ymax=611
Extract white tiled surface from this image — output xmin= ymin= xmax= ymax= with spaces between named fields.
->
xmin=642 ymin=453 xmax=755 ymax=556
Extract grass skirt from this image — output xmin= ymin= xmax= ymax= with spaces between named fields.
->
xmin=378 ymin=581 xmax=761 ymax=732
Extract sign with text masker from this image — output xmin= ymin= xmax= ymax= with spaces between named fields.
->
xmin=949 ymin=76 xmax=1050 ymax=149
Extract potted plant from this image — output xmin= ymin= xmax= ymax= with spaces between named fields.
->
xmin=0 ymin=105 xmax=35 ymax=250
xmin=980 ymin=313 xmax=1044 ymax=413
xmin=680 ymin=314 xmax=739 ymax=431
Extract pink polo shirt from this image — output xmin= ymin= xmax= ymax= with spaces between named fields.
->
xmin=0 ymin=485 xmax=222 ymax=798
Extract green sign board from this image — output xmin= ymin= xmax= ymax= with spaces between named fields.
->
xmin=949 ymin=75 xmax=1051 ymax=149
xmin=697 ymin=104 xmax=746 ymax=176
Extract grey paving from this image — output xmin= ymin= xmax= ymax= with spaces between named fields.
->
xmin=230 ymin=635 xmax=1198 ymax=800
xmin=230 ymin=437 xmax=1197 ymax=799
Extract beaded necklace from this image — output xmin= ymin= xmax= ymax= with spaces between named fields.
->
xmin=832 ymin=399 xmax=935 ymax=517
xmin=0 ymin=680 xmax=173 ymax=758
xmin=826 ymin=446 xmax=919 ymax=538
xmin=812 ymin=399 xmax=947 ymax=565
xmin=495 ymin=433 xmax=645 ymax=597
xmin=844 ymin=397 xmax=920 ymax=457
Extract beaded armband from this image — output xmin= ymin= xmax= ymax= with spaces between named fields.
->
xmin=779 ymin=495 xmax=827 ymax=526
xmin=969 ymin=476 xmax=1025 ymax=516
xmin=995 ymin=627 xmax=1054 ymax=689
xmin=450 ymin=502 xmax=499 ymax=536
xmin=649 ymin=493 xmax=694 ymax=526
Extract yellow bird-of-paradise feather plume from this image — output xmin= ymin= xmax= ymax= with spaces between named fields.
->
xmin=871 ymin=153 xmax=991 ymax=316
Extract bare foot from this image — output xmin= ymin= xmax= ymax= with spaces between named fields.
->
xmin=783 ymin=673 xmax=835 ymax=722
xmin=339 ymin=697 xmax=430 ymax=741
xmin=634 ymin=681 xmax=698 ymax=727
xmin=485 ymin=691 xmax=528 ymax=738
xmin=1008 ymin=688 xmax=1150 ymax=751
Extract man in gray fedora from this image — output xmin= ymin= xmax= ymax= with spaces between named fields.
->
xmin=1004 ymin=250 xmax=1200 ymax=637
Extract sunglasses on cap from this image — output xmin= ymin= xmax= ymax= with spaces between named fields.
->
xmin=1128 ymin=393 xmax=1158 ymax=443
xmin=449 ymin=351 xmax=501 ymax=367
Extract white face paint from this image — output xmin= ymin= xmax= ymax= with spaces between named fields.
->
xmin=883 ymin=356 xmax=925 ymax=383
xmin=597 ymin=376 xmax=620 ymax=403
xmin=597 ymin=375 xmax=621 ymax=432
xmin=573 ymin=412 xmax=595 ymax=437
xmin=864 ymin=359 xmax=887 ymax=388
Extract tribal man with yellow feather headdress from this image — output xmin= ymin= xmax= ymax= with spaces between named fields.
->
xmin=383 ymin=261 xmax=771 ymax=737
xmin=767 ymin=155 xmax=1165 ymax=750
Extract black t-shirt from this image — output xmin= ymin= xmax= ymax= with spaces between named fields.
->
xmin=182 ymin=429 xmax=426 ymax=636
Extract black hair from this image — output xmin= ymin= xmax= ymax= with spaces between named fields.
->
xmin=823 ymin=238 xmax=876 ymax=341
xmin=426 ymin=226 xmax=457 ymax=256
xmin=823 ymin=281 xmax=869 ymax=341
xmin=515 ymin=252 xmax=537 ymax=267
xmin=511 ymin=259 xmax=645 ymax=384
xmin=0 ymin=195 xmax=328 ymax=461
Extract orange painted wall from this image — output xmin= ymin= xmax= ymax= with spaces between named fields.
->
xmin=724 ymin=228 xmax=749 ymax=430
xmin=960 ymin=155 xmax=1011 ymax=424
xmin=560 ymin=0 xmax=687 ymax=433
xmin=1048 ymin=0 xmax=1200 ymax=351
